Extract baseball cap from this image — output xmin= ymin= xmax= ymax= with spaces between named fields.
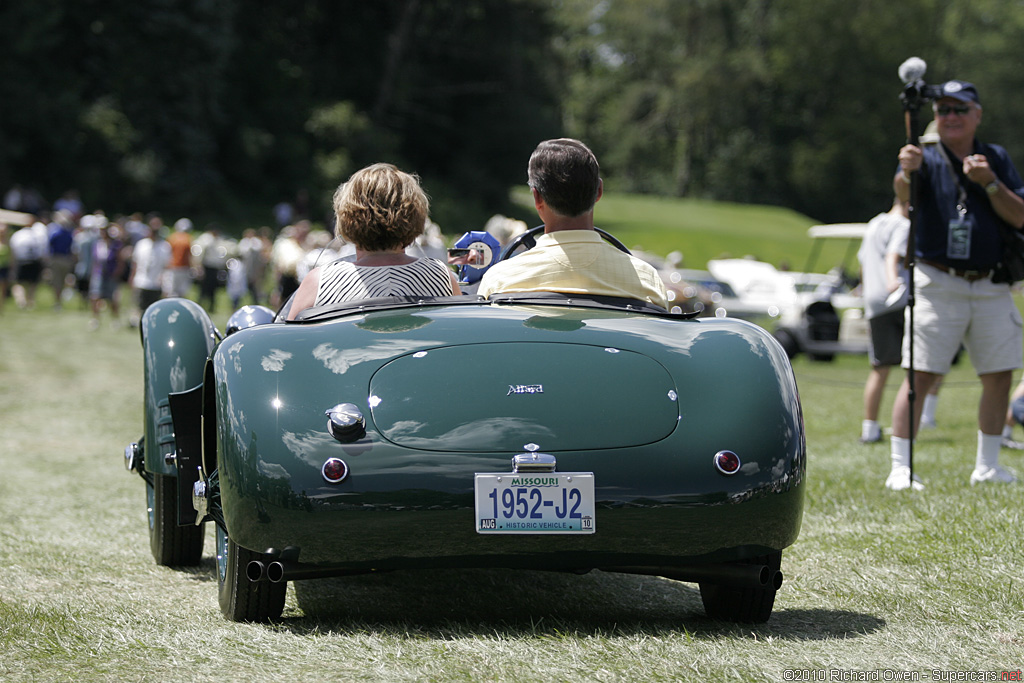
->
xmin=939 ymin=80 xmax=980 ymax=105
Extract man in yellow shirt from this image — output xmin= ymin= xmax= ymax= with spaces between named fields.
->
xmin=477 ymin=138 xmax=668 ymax=309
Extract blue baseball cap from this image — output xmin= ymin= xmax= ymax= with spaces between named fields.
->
xmin=939 ymin=80 xmax=980 ymax=105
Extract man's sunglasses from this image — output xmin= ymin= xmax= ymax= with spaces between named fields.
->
xmin=935 ymin=105 xmax=972 ymax=117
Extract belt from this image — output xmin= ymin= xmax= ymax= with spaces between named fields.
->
xmin=919 ymin=259 xmax=992 ymax=282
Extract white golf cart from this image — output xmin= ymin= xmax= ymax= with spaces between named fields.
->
xmin=708 ymin=223 xmax=870 ymax=362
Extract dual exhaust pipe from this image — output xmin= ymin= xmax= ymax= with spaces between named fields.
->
xmin=246 ymin=558 xmax=782 ymax=590
xmin=246 ymin=560 xmax=292 ymax=584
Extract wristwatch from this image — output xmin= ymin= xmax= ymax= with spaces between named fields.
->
xmin=985 ymin=180 xmax=1000 ymax=195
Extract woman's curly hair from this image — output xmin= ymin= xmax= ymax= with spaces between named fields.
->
xmin=333 ymin=163 xmax=429 ymax=252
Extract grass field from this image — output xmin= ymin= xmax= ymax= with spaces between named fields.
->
xmin=2 ymin=278 xmax=1023 ymax=679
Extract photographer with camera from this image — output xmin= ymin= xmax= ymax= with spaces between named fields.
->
xmin=886 ymin=79 xmax=1024 ymax=490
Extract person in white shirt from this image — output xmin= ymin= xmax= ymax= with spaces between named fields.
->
xmin=858 ymin=199 xmax=911 ymax=443
xmin=130 ymin=219 xmax=172 ymax=320
xmin=9 ymin=219 xmax=48 ymax=308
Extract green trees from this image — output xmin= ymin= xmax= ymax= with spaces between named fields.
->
xmin=2 ymin=0 xmax=1023 ymax=228
xmin=0 ymin=0 xmax=559 ymax=228
xmin=556 ymin=0 xmax=1024 ymax=222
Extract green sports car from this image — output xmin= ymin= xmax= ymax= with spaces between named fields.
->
xmin=125 ymin=235 xmax=805 ymax=624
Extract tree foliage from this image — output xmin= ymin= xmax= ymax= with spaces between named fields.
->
xmin=0 ymin=0 xmax=559 ymax=228
xmin=2 ymin=0 xmax=1024 ymax=229
xmin=556 ymin=0 xmax=1024 ymax=223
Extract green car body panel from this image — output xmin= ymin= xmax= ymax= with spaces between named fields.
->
xmin=140 ymin=298 xmax=216 ymax=477
xmin=196 ymin=301 xmax=805 ymax=571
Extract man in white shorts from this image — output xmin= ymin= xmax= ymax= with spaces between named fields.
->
xmin=889 ymin=80 xmax=1024 ymax=489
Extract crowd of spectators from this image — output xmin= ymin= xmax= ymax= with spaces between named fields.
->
xmin=0 ymin=184 xmax=527 ymax=326
xmin=1 ymin=186 xmax=301 ymax=327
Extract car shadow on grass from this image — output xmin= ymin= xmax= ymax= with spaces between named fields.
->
xmin=178 ymin=556 xmax=218 ymax=583
xmin=277 ymin=567 xmax=883 ymax=640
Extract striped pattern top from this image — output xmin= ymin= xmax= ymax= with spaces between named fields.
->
xmin=313 ymin=257 xmax=454 ymax=306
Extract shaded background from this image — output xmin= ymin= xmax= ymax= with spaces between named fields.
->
xmin=3 ymin=0 xmax=1022 ymax=231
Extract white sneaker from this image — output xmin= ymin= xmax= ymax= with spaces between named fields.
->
xmin=969 ymin=465 xmax=1017 ymax=485
xmin=885 ymin=466 xmax=925 ymax=491
xmin=920 ymin=418 xmax=937 ymax=430
xmin=1001 ymin=437 xmax=1024 ymax=450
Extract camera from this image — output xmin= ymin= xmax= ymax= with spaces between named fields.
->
xmin=900 ymin=79 xmax=946 ymax=112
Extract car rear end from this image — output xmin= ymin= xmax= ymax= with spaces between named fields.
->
xmin=208 ymin=302 xmax=804 ymax=582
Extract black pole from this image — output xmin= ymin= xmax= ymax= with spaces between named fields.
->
xmin=900 ymin=85 xmax=924 ymax=484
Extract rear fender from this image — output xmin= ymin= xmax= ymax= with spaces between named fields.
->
xmin=141 ymin=298 xmax=217 ymax=476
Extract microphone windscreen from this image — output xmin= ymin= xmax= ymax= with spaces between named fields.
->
xmin=898 ymin=57 xmax=927 ymax=84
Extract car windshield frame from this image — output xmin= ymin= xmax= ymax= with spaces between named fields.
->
xmin=285 ymin=291 xmax=697 ymax=323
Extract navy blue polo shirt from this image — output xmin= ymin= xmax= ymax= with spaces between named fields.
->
xmin=908 ymin=140 xmax=1024 ymax=270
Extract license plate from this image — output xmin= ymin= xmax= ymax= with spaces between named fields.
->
xmin=474 ymin=473 xmax=595 ymax=534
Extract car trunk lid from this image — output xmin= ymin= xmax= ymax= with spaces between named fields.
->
xmin=368 ymin=342 xmax=679 ymax=452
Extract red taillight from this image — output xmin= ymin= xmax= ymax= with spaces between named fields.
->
xmin=322 ymin=458 xmax=349 ymax=483
xmin=713 ymin=450 xmax=741 ymax=475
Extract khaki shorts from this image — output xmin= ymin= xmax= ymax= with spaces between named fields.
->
xmin=902 ymin=263 xmax=1023 ymax=375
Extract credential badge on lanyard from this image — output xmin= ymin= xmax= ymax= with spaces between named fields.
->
xmin=947 ymin=207 xmax=971 ymax=259
xmin=942 ymin=148 xmax=972 ymax=260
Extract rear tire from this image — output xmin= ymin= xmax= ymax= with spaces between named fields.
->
xmin=216 ymin=525 xmax=286 ymax=622
xmin=699 ymin=552 xmax=781 ymax=623
xmin=148 ymin=473 xmax=205 ymax=566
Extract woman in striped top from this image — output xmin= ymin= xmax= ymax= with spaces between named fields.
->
xmin=287 ymin=163 xmax=460 ymax=319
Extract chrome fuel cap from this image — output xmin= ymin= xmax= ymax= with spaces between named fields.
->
xmin=325 ymin=403 xmax=366 ymax=442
